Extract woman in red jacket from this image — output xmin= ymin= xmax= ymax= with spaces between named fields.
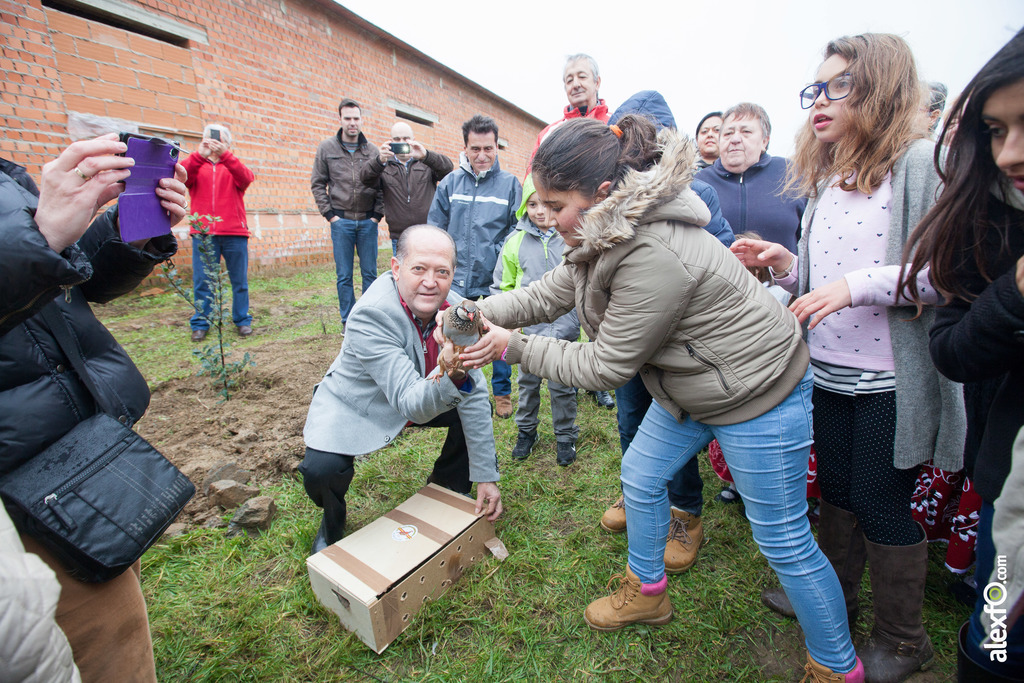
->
xmin=182 ymin=123 xmax=256 ymax=341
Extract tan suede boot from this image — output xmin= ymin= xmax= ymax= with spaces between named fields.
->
xmin=599 ymin=496 xmax=626 ymax=533
xmin=801 ymin=653 xmax=864 ymax=682
xmin=494 ymin=394 xmax=514 ymax=419
xmin=583 ymin=567 xmax=673 ymax=631
xmin=664 ymin=509 xmax=703 ymax=574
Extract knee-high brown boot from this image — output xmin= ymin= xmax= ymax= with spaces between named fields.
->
xmin=859 ymin=528 xmax=934 ymax=683
xmin=762 ymin=501 xmax=867 ymax=621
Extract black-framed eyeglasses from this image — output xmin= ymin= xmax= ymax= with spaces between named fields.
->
xmin=800 ymin=73 xmax=853 ymax=109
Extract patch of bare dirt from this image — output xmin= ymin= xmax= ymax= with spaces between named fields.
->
xmin=136 ymin=335 xmax=338 ymax=527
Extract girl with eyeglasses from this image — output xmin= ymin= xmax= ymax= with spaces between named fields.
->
xmin=732 ymin=33 xmax=966 ymax=683
xmin=900 ymin=29 xmax=1024 ymax=681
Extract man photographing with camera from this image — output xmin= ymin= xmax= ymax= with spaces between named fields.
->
xmin=360 ymin=121 xmax=453 ymax=255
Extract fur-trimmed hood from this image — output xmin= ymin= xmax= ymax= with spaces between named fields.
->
xmin=569 ymin=128 xmax=711 ymax=260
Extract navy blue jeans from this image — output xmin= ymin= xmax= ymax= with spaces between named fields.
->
xmin=190 ymin=235 xmax=251 ymax=330
xmin=330 ymin=217 xmax=378 ymax=323
xmin=615 ymin=373 xmax=703 ymax=515
xmin=491 ymin=359 xmax=512 ymax=396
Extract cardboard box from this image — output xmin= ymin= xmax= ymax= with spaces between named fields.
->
xmin=307 ymin=483 xmax=495 ymax=653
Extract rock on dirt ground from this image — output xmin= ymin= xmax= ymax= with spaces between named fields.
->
xmin=134 ymin=336 xmax=338 ymax=528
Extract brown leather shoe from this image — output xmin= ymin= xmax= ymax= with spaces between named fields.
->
xmin=664 ymin=509 xmax=703 ymax=574
xmin=494 ymin=394 xmax=514 ymax=419
xmin=583 ymin=566 xmax=673 ymax=631
xmin=600 ymin=496 xmax=626 ymax=533
xmin=237 ymin=325 xmax=253 ymax=337
xmin=190 ymin=328 xmax=207 ymax=342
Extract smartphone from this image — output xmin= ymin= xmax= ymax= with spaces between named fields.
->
xmin=209 ymin=129 xmax=221 ymax=141
xmin=117 ymin=133 xmax=181 ymax=243
xmin=389 ymin=142 xmax=411 ymax=154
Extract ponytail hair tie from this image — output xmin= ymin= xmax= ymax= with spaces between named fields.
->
xmin=609 ymin=124 xmax=623 ymax=138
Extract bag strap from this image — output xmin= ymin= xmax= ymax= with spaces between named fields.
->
xmin=39 ymin=302 xmax=133 ymax=426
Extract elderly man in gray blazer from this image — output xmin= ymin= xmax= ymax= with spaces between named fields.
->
xmin=301 ymin=224 xmax=502 ymax=554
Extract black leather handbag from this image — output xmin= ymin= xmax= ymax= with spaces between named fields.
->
xmin=0 ymin=304 xmax=195 ymax=582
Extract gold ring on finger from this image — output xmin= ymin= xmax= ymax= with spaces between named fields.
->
xmin=74 ymin=166 xmax=91 ymax=181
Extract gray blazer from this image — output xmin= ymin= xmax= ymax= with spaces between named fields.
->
xmin=303 ymin=274 xmax=500 ymax=482
xmin=797 ymin=139 xmax=965 ymax=471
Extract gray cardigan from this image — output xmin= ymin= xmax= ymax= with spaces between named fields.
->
xmin=303 ymin=274 xmax=500 ymax=483
xmin=797 ymin=139 xmax=965 ymax=471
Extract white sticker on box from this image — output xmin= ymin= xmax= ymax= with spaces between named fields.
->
xmin=392 ymin=524 xmax=418 ymax=542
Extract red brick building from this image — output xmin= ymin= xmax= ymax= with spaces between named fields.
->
xmin=2 ymin=0 xmax=546 ymax=270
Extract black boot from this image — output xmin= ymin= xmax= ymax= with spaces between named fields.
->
xmin=957 ymin=620 xmax=1022 ymax=682
xmin=311 ymin=518 xmax=329 ymax=555
xmin=762 ymin=501 xmax=866 ymax=622
xmin=859 ymin=528 xmax=934 ymax=683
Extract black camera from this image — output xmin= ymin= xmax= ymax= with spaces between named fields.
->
xmin=389 ymin=142 xmax=411 ymax=154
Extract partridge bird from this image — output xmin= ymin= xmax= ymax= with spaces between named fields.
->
xmin=437 ymin=300 xmax=482 ymax=381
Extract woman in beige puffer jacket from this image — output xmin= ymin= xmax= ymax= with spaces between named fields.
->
xmin=467 ymin=116 xmax=862 ymax=681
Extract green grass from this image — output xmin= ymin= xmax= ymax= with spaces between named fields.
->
xmin=100 ymin=264 xmax=965 ymax=681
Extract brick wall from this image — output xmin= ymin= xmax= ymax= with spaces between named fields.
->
xmin=2 ymin=0 xmax=546 ymax=275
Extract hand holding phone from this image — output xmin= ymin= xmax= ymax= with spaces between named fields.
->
xmin=34 ymin=134 xmax=134 ymax=252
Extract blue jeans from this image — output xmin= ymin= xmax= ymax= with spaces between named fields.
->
xmin=491 ymin=359 xmax=512 ymax=396
xmin=966 ymin=502 xmax=1024 ymax=678
xmin=330 ymin=217 xmax=378 ymax=323
xmin=615 ymin=373 xmax=703 ymax=515
xmin=621 ymin=368 xmax=855 ymax=671
xmin=391 ymin=238 xmax=399 ymax=256
xmin=190 ymin=235 xmax=251 ymax=329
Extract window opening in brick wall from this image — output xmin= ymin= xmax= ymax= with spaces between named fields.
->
xmin=43 ymin=0 xmax=204 ymax=47
xmin=395 ymin=111 xmax=435 ymax=127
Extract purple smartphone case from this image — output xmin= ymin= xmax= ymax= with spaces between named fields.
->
xmin=118 ymin=136 xmax=179 ymax=243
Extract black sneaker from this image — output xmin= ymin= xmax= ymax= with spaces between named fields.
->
xmin=511 ymin=430 xmax=536 ymax=460
xmin=591 ymin=390 xmax=615 ymax=409
xmin=556 ymin=441 xmax=577 ymax=467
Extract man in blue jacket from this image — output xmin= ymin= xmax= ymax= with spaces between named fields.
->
xmin=428 ymin=115 xmax=522 ymax=418
xmin=696 ymin=102 xmax=806 ymax=254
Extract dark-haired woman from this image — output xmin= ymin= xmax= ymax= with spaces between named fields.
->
xmin=901 ymin=29 xmax=1024 ymax=682
xmin=459 ymin=116 xmax=861 ymax=681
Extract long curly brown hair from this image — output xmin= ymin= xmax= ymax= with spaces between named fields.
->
xmin=786 ymin=33 xmax=924 ymax=198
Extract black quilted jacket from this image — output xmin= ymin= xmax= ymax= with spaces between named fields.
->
xmin=0 ymin=161 xmax=176 ymax=475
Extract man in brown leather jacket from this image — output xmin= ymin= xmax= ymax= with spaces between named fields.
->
xmin=360 ymin=121 xmax=453 ymax=256
xmin=311 ymin=97 xmax=384 ymax=327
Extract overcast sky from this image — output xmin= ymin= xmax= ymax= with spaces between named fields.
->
xmin=339 ymin=0 xmax=1021 ymax=156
